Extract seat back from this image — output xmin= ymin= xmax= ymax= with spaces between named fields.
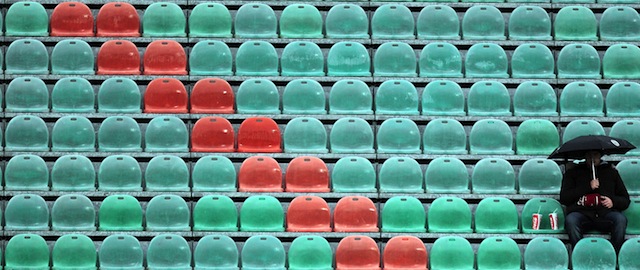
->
xmin=572 ymin=238 xmax=617 ymax=270
xmin=462 ymin=5 xmax=506 ymax=40
xmin=193 ymin=195 xmax=238 ymax=231
xmin=332 ymin=156 xmax=377 ymax=192
xmin=6 ymin=77 xmax=49 ymax=112
xmin=236 ymin=79 xmax=281 ymax=114
xmin=554 ymin=6 xmax=597 ymax=40
xmin=512 ymin=43 xmax=555 ymax=78
xmin=524 ymin=237 xmax=569 ymax=270
xmin=624 ymin=199 xmax=640 ymax=234
xmin=423 ymin=118 xmax=467 ymax=154
xmin=421 ymin=80 xmax=465 ymax=116
xmin=280 ymin=4 xmax=323 ymax=38
xmin=51 ymin=2 xmax=94 ymax=36
xmin=240 ymin=196 xmax=284 ymax=232
xmin=560 ymin=82 xmax=604 ymax=116
xmin=609 ymin=120 xmax=640 ymax=155
xmin=51 ymin=194 xmax=96 ymax=231
xmin=329 ymin=80 xmax=373 ymax=114
xmin=189 ymin=40 xmax=233 ymax=76
xmin=371 ymin=4 xmax=415 ymax=39
xmin=325 ymin=4 xmax=369 ymax=38
xmin=234 ymin=3 xmax=277 ymax=38
xmin=6 ymin=2 xmax=48 ymax=36
xmin=606 ymin=82 xmax=640 ymax=117
xmin=381 ymin=196 xmax=426 ymax=232
xmin=143 ymin=40 xmax=187 ymax=75
xmin=98 ymin=155 xmax=142 ymax=191
xmin=600 ymin=6 xmax=640 ymax=41
xmin=518 ymin=158 xmax=562 ymax=194
xmin=235 ymin=41 xmax=279 ymax=76
xmin=429 ymin=236 xmax=474 ymax=270
xmin=375 ymin=80 xmax=419 ymax=115
xmin=189 ymin=3 xmax=232 ymax=37
xmin=51 ymin=155 xmax=96 ymax=191
xmin=51 ymin=39 xmax=95 ymax=75
xmin=52 ymin=116 xmax=96 ymax=152
xmin=521 ymin=198 xmax=565 ymax=233
xmin=51 ymin=77 xmax=95 ymax=112
xmin=5 ymin=194 xmax=49 ymax=230
xmin=5 ymin=155 xmax=49 ymax=191
xmin=241 ymin=236 xmax=286 ymax=270
xmin=282 ymin=79 xmax=327 ymax=114
xmin=281 ymin=41 xmax=325 ymax=76
xmin=98 ymin=116 xmax=142 ymax=152
xmin=376 ymin=118 xmax=421 ymax=154
xmin=145 ymin=155 xmax=189 ymax=191
xmin=424 ymin=157 xmax=470 ymax=193
xmin=5 ymin=234 xmax=50 ymax=269
xmin=5 ymin=115 xmax=49 ymax=151
xmin=288 ymin=236 xmax=333 ymax=270
xmin=562 ymin=120 xmax=605 ymax=142
xmin=419 ymin=42 xmax=463 ymax=78
xmin=469 ymin=119 xmax=514 ymax=154
xmin=6 ymin=39 xmax=49 ymax=74
xmin=603 ymin=44 xmax=640 ymax=79
xmin=472 ymin=158 xmax=516 ymax=194
xmin=416 ymin=5 xmax=460 ymax=39
xmin=508 ymin=6 xmax=552 ymax=40
xmin=143 ymin=78 xmax=188 ymax=113
xmin=97 ymin=40 xmax=141 ymax=75
xmin=144 ymin=116 xmax=189 ymax=152
xmin=238 ymin=156 xmax=282 ymax=192
xmin=327 ymin=42 xmax=371 ymax=77
xmin=97 ymin=78 xmax=141 ymax=113
xmin=476 ymin=237 xmax=522 ymax=270
xmin=334 ymin=196 xmax=379 ymax=232
xmin=474 ymin=197 xmax=519 ymax=233
xmin=557 ymin=44 xmax=601 ymax=78
xmin=374 ymin=42 xmax=417 ymax=77
xmin=145 ymin=195 xmax=190 ymax=231
xmin=142 ymin=2 xmax=186 ymax=37
xmin=98 ymin=195 xmax=143 ymax=231
xmin=192 ymin=156 xmax=237 ymax=192
xmin=467 ymin=81 xmax=512 ymax=116
xmin=52 ymin=234 xmax=97 ymax=269
xmin=191 ymin=116 xmax=235 ymax=152
xmin=619 ymin=238 xmax=640 ymax=270
xmin=379 ymin=157 xmax=424 ymax=193
xmin=237 ymin=117 xmax=282 ymax=153
xmin=284 ymin=156 xmax=330 ymax=192
xmin=330 ymin=117 xmax=374 ymax=153
xmin=96 ymin=2 xmax=140 ymax=36
xmin=617 ymin=159 xmax=640 ymax=195
xmin=335 ymin=236 xmax=381 ymax=270
xmin=465 ymin=43 xmax=509 ymax=78
xmin=194 ymin=235 xmax=239 ymax=269
xmin=98 ymin=235 xmax=143 ymax=270
xmin=513 ymin=81 xmax=558 ymax=116
xmin=286 ymin=196 xmax=331 ymax=232
xmin=190 ymin=78 xmax=235 ymax=113
xmin=383 ymin=236 xmax=428 ymax=270
xmin=516 ymin=119 xmax=560 ymax=155
xmin=146 ymin=235 xmax=192 ymax=269
xmin=428 ymin=197 xmax=472 ymax=233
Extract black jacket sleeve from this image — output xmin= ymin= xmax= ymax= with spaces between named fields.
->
xmin=610 ymin=168 xmax=631 ymax=211
xmin=559 ymin=168 xmax=592 ymax=206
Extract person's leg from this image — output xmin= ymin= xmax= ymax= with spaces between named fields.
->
xmin=602 ymin=211 xmax=628 ymax=253
xmin=565 ymin=212 xmax=591 ymax=249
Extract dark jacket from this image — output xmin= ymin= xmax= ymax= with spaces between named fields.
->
xmin=560 ymin=162 xmax=631 ymax=220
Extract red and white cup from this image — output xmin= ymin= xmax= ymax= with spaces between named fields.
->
xmin=549 ymin=213 xmax=559 ymax=230
xmin=532 ymin=213 xmax=541 ymax=230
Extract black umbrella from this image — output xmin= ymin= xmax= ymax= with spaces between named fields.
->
xmin=548 ymin=135 xmax=636 ymax=160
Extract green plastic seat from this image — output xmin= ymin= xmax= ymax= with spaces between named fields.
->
xmin=516 ymin=119 xmax=560 ymax=155
xmin=377 ymin=118 xmax=421 ymax=154
xmin=381 ymin=196 xmax=426 ymax=232
xmin=51 ymin=39 xmax=95 ymax=75
xmin=193 ymin=195 xmax=238 ymax=231
xmin=142 ymin=2 xmax=186 ymax=37
xmin=192 ymin=156 xmax=237 ymax=192
xmin=600 ymin=7 xmax=640 ymax=41
xmin=508 ymin=6 xmax=552 ymax=40
xmin=372 ymin=4 xmax=415 ymax=39
xmin=513 ymin=81 xmax=558 ymax=116
xmin=429 ymin=236 xmax=474 ymax=270
xmin=332 ymin=156 xmax=377 ymax=192
xmin=467 ymin=81 xmax=512 ymax=116
xmin=469 ymin=119 xmax=514 ymax=154
xmin=572 ymin=238 xmax=616 ymax=270
xmin=282 ymin=79 xmax=326 ymax=114
xmin=325 ymin=4 xmax=369 ymax=39
xmin=98 ymin=116 xmax=142 ymax=152
xmin=97 ymin=78 xmax=141 ymax=113
xmin=98 ymin=195 xmax=143 ymax=231
xmin=5 ymin=234 xmax=50 ymax=270
xmin=562 ymin=120 xmax=605 ymax=142
xmin=98 ymin=155 xmax=142 ymax=191
xmin=5 ymin=115 xmax=49 ymax=151
xmin=524 ymin=237 xmax=569 ymax=270
xmin=99 ymin=235 xmax=143 ymax=270
xmin=51 ymin=116 xmax=96 ymax=152
xmin=284 ymin=117 xmax=328 ymax=153
xmin=52 ymin=234 xmax=97 ymax=270
xmin=465 ymin=43 xmax=509 ymax=78
xmin=477 ymin=237 xmax=521 ymax=270
xmin=188 ymin=3 xmax=232 ymax=37
xmin=375 ymin=80 xmax=419 ymax=115
xmin=5 ymin=77 xmax=49 ymax=112
xmin=423 ymin=119 xmax=467 ymax=154
xmin=560 ymin=82 xmax=604 ymax=116
xmin=329 ymin=80 xmax=373 ymax=114
xmin=6 ymin=39 xmax=49 ymax=74
xmin=240 ymin=196 xmax=284 ymax=232
xmin=235 ymin=41 xmax=279 ymax=76
xmin=610 ymin=120 xmax=640 ymax=155
xmin=521 ymin=198 xmax=565 ymax=233
xmin=280 ymin=4 xmax=323 ymax=38
xmin=557 ymin=43 xmax=601 ymax=79
xmin=5 ymin=155 xmax=49 ymax=191
xmin=146 ymin=195 xmax=190 ymax=231
xmin=236 ymin=78 xmax=280 ymax=114
xmin=281 ymin=41 xmax=325 ymax=76
xmin=421 ymin=80 xmax=465 ymax=116
xmin=144 ymin=116 xmax=189 ymax=152
xmin=419 ymin=42 xmax=463 ymax=78
xmin=327 ymin=42 xmax=371 ymax=77
xmin=195 ymin=235 xmax=239 ymax=270
xmin=607 ymin=82 xmax=640 ymax=117
xmin=624 ymin=200 xmax=640 ymax=234
xmin=417 ymin=5 xmax=460 ymax=40
xmin=145 ymin=155 xmax=189 ymax=191
xmin=617 ymin=159 xmax=640 ymax=195
xmin=462 ymin=5 xmax=506 ymax=40
xmin=288 ymin=236 xmax=333 ymax=270
xmin=603 ymin=44 xmax=640 ymax=79
xmin=147 ymin=234 xmax=191 ymax=270
xmin=379 ymin=157 xmax=424 ymax=193
xmin=374 ymin=42 xmax=417 ymax=77
xmin=51 ymin=155 xmax=96 ymax=191
xmin=189 ymin=40 xmax=233 ymax=76
xmin=511 ymin=43 xmax=555 ymax=78
xmin=241 ymin=235 xmax=286 ymax=270
xmin=51 ymin=194 xmax=96 ymax=231
xmin=5 ymin=194 xmax=49 ymax=230
xmin=6 ymin=2 xmax=48 ymax=36
xmin=51 ymin=77 xmax=96 ymax=113
xmin=234 ymin=3 xmax=277 ymax=38
xmin=472 ymin=158 xmax=516 ymax=194
xmin=618 ymin=238 xmax=640 ymax=270
xmin=424 ymin=157 xmax=470 ymax=193
xmin=428 ymin=197 xmax=472 ymax=232
xmin=554 ymin=6 xmax=597 ymax=40
xmin=474 ymin=197 xmax=519 ymax=233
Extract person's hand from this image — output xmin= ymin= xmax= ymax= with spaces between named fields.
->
xmin=601 ymin=196 xmax=613 ymax=209
xmin=591 ymin=178 xmax=600 ymax=190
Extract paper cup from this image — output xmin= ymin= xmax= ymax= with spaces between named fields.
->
xmin=532 ymin=213 xmax=541 ymax=230
xmin=549 ymin=213 xmax=558 ymax=230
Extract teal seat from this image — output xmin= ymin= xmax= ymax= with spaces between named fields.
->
xmin=142 ymin=2 xmax=186 ymax=37
xmin=467 ymin=81 xmax=512 ymax=116
xmin=617 ymin=159 xmax=640 ymax=195
xmin=99 ymin=235 xmax=143 ymax=270
xmin=52 ymin=116 xmax=96 ymax=152
xmin=240 ymin=196 xmax=284 ymax=232
xmin=371 ymin=4 xmax=415 ymax=39
xmin=375 ymin=80 xmax=419 ymax=115
xmin=554 ymin=6 xmax=597 ymax=40
xmin=465 ymin=43 xmax=509 ymax=78
xmin=98 ymin=78 xmax=141 ymax=113
xmin=513 ymin=81 xmax=558 ymax=116
xmin=476 ymin=237 xmax=521 ymax=270
xmin=284 ymin=117 xmax=328 ymax=153
xmin=51 ymin=39 xmax=95 ymax=75
xmin=281 ymin=41 xmax=325 ymax=76
xmin=51 ymin=194 xmax=96 ymax=231
xmin=511 ymin=43 xmax=555 ymax=78
xmin=603 ymin=44 xmax=640 ymax=79
xmin=327 ymin=42 xmax=371 ymax=77
xmin=282 ymin=79 xmax=326 ymax=114
xmin=376 ymin=118 xmax=421 ymax=154
xmin=52 ymin=234 xmax=97 ymax=270
xmin=145 ymin=155 xmax=189 ymax=191
xmin=234 ymin=3 xmax=277 ymax=38
xmin=325 ymin=4 xmax=369 ymax=39
xmin=5 ymin=77 xmax=49 ymax=112
xmin=419 ymin=42 xmax=463 ymax=78
xmin=51 ymin=155 xmax=95 ymax=191
xmin=373 ymin=42 xmax=417 ymax=77
xmin=428 ymin=197 xmax=473 ymax=233
xmin=416 ymin=5 xmax=460 ymax=40
xmin=379 ymin=157 xmax=424 ymax=193
xmin=423 ymin=119 xmax=467 ymax=154
xmin=144 ymin=116 xmax=189 ymax=152
xmin=5 ymin=194 xmax=49 ymax=230
xmin=5 ymin=234 xmax=50 ymax=270
xmin=98 ymin=116 xmax=142 ymax=152
xmin=236 ymin=78 xmax=280 ymax=114
xmin=429 ymin=236 xmax=474 ymax=270
xmin=571 ymin=238 xmax=617 ymax=270
xmin=610 ymin=120 xmax=640 ymax=155
xmin=241 ymin=235 xmax=286 ymax=270
xmin=557 ymin=43 xmax=601 ymax=79
xmin=625 ymin=200 xmax=640 ymax=233
xmin=188 ymin=3 xmax=232 ymax=37
xmin=329 ymin=80 xmax=373 ymax=114
xmin=474 ymin=197 xmax=519 ymax=233
xmin=147 ymin=234 xmax=191 ymax=270
xmin=5 ymin=155 xmax=49 ymax=191
xmin=192 ymin=156 xmax=237 ymax=192
xmin=472 ymin=158 xmax=516 ymax=194
xmin=521 ymin=198 xmax=565 ymax=233
xmin=280 ymin=4 xmax=323 ymax=38
xmin=98 ymin=195 xmax=143 ymax=231
xmin=524 ymin=237 xmax=569 ymax=270
xmin=421 ymin=80 xmax=465 ymax=116
xmin=189 ymin=41 xmax=233 ymax=76
xmin=146 ymin=195 xmax=190 ymax=231
xmin=424 ymin=157 xmax=470 ymax=193
xmin=235 ymin=41 xmax=279 ymax=76
xmin=193 ymin=195 xmax=238 ymax=231
xmin=517 ymin=158 xmax=561 ymax=195
xmin=516 ymin=119 xmax=559 ymax=155
xmin=462 ymin=5 xmax=506 ymax=40
xmin=5 ymin=115 xmax=49 ymax=151
xmin=6 ymin=39 xmax=49 ymax=74
xmin=562 ymin=120 xmax=605 ymax=142
xmin=508 ymin=6 xmax=552 ymax=40
xmin=560 ymin=82 xmax=604 ymax=116
xmin=6 ymin=2 xmax=48 ymax=36
xmin=600 ymin=7 xmax=640 ymax=41
xmin=98 ymin=155 xmax=142 ymax=191
xmin=607 ymin=82 xmax=640 ymax=117
xmin=469 ymin=119 xmax=514 ymax=154
xmin=332 ymin=156 xmax=377 ymax=192
xmin=618 ymin=238 xmax=640 ymax=270
xmin=381 ymin=196 xmax=426 ymax=232
xmin=288 ymin=236 xmax=333 ymax=270
xmin=194 ymin=235 xmax=239 ymax=270
xmin=51 ymin=77 xmax=96 ymax=113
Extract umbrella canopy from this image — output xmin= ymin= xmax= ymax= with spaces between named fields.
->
xmin=548 ymin=135 xmax=636 ymax=159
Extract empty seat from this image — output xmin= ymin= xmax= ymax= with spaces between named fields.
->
xmin=145 ymin=195 xmax=190 ymax=231
xmin=51 ymin=116 xmax=96 ymax=152
xmin=5 ymin=155 xmax=49 ymax=190
xmin=51 ymin=77 xmax=95 ymax=113
xmin=325 ymin=4 xmax=369 ymax=39
xmin=51 ymin=39 xmax=95 ymax=75
xmin=51 ymin=2 xmax=94 ymax=37
xmin=617 ymin=238 xmax=640 ymax=270
xmin=511 ymin=43 xmax=555 ymax=78
xmin=5 ymin=234 xmax=50 ymax=270
xmin=554 ymin=6 xmax=597 ymax=40
xmin=286 ymin=196 xmax=331 ymax=232
xmin=374 ymin=42 xmax=417 ymax=77
xmin=236 ymin=79 xmax=280 ymax=114
xmin=147 ymin=235 xmax=191 ymax=270
xmin=142 ymin=2 xmax=186 ymax=37
xmin=6 ymin=77 xmax=49 ymax=112
xmin=513 ymin=81 xmax=558 ymax=116
xmin=476 ymin=237 xmax=521 ymax=270
xmin=189 ymin=41 xmax=233 ymax=76
xmin=241 ymin=235 xmax=286 ymax=270
xmin=429 ymin=236 xmax=474 ymax=270
xmin=280 ymin=4 xmax=323 ymax=38
xmin=327 ymin=42 xmax=371 ymax=77
xmin=235 ymin=41 xmax=279 ymax=76
xmin=557 ymin=44 xmax=601 ymax=78
xmin=375 ymin=80 xmax=419 ymax=115
xmin=288 ymin=236 xmax=333 ymax=270
xmin=191 ymin=117 xmax=235 ymax=152
xmin=465 ymin=43 xmax=509 ymax=78
xmin=143 ymin=40 xmax=187 ymax=75
xmin=5 ymin=115 xmax=49 ymax=151
xmin=617 ymin=159 xmax=640 ymax=195
xmin=474 ymin=197 xmax=519 ymax=233
xmin=562 ymin=120 xmax=606 ymax=143
xmin=371 ymin=4 xmax=415 ymax=39
xmin=99 ymin=235 xmax=143 ymax=270
xmin=6 ymin=2 xmax=48 ymax=36
xmin=190 ymin=78 xmax=235 ymax=114
xmin=600 ymin=7 xmax=640 ymax=41
xmin=521 ymin=198 xmax=565 ymax=233
xmin=234 ymin=3 xmax=277 ymax=38
xmin=418 ymin=42 xmax=463 ymax=78
xmin=334 ymin=196 xmax=378 ymax=232
xmin=98 ymin=116 xmax=142 ymax=152
xmin=144 ymin=116 xmax=189 ymax=152
xmin=97 ymin=40 xmax=141 ymax=75
xmin=336 ymin=236 xmax=381 ymax=270
xmin=508 ymin=6 xmax=552 ymax=40
xmin=52 ymin=234 xmax=97 ymax=270
xmin=5 ymin=194 xmax=49 ymax=230
xmin=330 ymin=117 xmax=375 ymax=153
xmin=603 ymin=44 xmax=640 ymax=79
xmin=194 ymin=235 xmax=239 ymax=270
xmin=240 ymin=196 xmax=285 ymax=232
xmin=472 ymin=158 xmax=516 ymax=194
xmin=467 ymin=81 xmax=512 ymax=116
xmin=607 ymin=82 xmax=640 ymax=117
xmin=237 ymin=117 xmax=282 ymax=153
xmin=281 ymin=41 xmax=325 ymax=76
xmin=332 ymin=156 xmax=377 ymax=192
xmin=51 ymin=194 xmax=96 ymax=231
xmin=6 ymin=39 xmax=49 ymax=74
xmin=143 ymin=78 xmax=188 ymax=113
xmin=189 ymin=3 xmax=232 ymax=37
xmin=524 ymin=237 xmax=569 ymax=270
xmin=282 ymin=79 xmax=326 ymax=114
xmin=51 ymin=155 xmax=95 ymax=191
xmin=381 ymin=196 xmax=426 ymax=232
xmin=571 ymin=238 xmax=617 ymax=270
xmin=98 ymin=195 xmax=143 ymax=231
xmin=416 ymin=5 xmax=460 ymax=40
xmin=377 ymin=118 xmax=421 ymax=154
xmin=379 ymin=157 xmax=424 ymax=193
xmin=98 ymin=155 xmax=142 ymax=191
xmin=421 ymin=80 xmax=465 ymax=116
xmin=96 ymin=2 xmax=140 ymax=37
xmin=423 ymin=119 xmax=467 ymax=154
xmin=329 ymin=80 xmax=373 ymax=114
xmin=462 ymin=5 xmax=506 ymax=40
xmin=516 ymin=119 xmax=559 ymax=155
xmin=469 ymin=119 xmax=514 ymax=154
xmin=97 ymin=78 xmax=142 ymax=113
xmin=284 ymin=156 xmax=330 ymax=192
xmin=610 ymin=120 xmax=640 ymax=155
xmin=238 ymin=156 xmax=283 ymax=192
xmin=192 ymin=156 xmax=237 ymax=192
xmin=145 ymin=155 xmax=189 ymax=191
xmin=624 ymin=200 xmax=640 ymax=234
xmin=193 ymin=195 xmax=238 ymax=231
xmin=383 ymin=236 xmax=428 ymax=270
xmin=424 ymin=157 xmax=470 ymax=193
xmin=428 ymin=197 xmax=472 ymax=232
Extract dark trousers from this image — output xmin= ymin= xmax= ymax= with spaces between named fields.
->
xmin=565 ymin=211 xmax=627 ymax=253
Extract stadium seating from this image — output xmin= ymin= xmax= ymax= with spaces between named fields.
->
xmin=282 ymin=80 xmax=326 ymax=114
xmin=98 ymin=195 xmax=144 ymax=231
xmin=143 ymin=40 xmax=188 ymax=75
xmin=238 ymin=156 xmax=283 ymax=192
xmin=329 ymin=80 xmax=373 ymax=114
xmin=334 ymin=196 xmax=378 ymax=232
xmin=417 ymin=5 xmax=460 ymax=40
xmin=331 ymin=156 xmax=377 ymax=192
xmin=325 ymin=4 xmax=369 ymax=39
xmin=617 ymin=159 xmax=640 ymax=195
xmin=335 ymin=236 xmax=381 ymax=270
xmin=96 ymin=2 xmax=140 ymax=37
xmin=603 ymin=44 xmax=640 ymax=79
xmin=51 ymin=77 xmax=95 ymax=113
xmin=474 ymin=197 xmax=519 ymax=233
xmin=98 ymin=116 xmax=142 ymax=152
xmin=421 ymin=80 xmax=465 ymax=115
xmin=241 ymin=235 xmax=286 ymax=270
xmin=51 ymin=155 xmax=96 ymax=191
xmin=6 ymin=1 xmax=48 ymax=36
xmin=508 ymin=6 xmax=552 ymax=40
xmin=513 ymin=81 xmax=558 ymax=116
xmin=383 ymin=236 xmax=428 ymax=270
xmin=524 ymin=237 xmax=569 ymax=270
xmin=142 ymin=2 xmax=186 ymax=37
xmin=97 ymin=40 xmax=141 ymax=75
xmin=194 ymin=235 xmax=239 ymax=269
xmin=5 ymin=234 xmax=50 ymax=270
xmin=428 ymin=197 xmax=473 ymax=233
xmin=144 ymin=116 xmax=189 ymax=152
xmin=469 ymin=119 xmax=514 ymax=154
xmin=236 ymin=41 xmax=279 ymax=76
xmin=143 ymin=78 xmax=188 ymax=113
xmin=330 ymin=117 xmax=375 ymax=153
xmin=554 ymin=6 xmax=598 ymax=40
xmin=518 ymin=158 xmax=563 ymax=194
xmin=97 ymin=78 xmax=142 ymax=113
xmin=606 ymin=82 xmax=640 ymax=117
xmin=372 ymin=4 xmax=415 ymax=39
xmin=288 ymin=236 xmax=333 ymax=270
xmin=376 ymin=118 xmax=422 ymax=154
xmin=6 ymin=39 xmax=49 ymax=74
xmin=619 ymin=238 xmax=640 ymax=270
xmin=145 ymin=195 xmax=190 ymax=231
xmin=381 ymin=196 xmax=426 ymax=232
xmin=600 ymin=7 xmax=640 ymax=41
xmin=51 ymin=194 xmax=96 ymax=231
xmin=237 ymin=117 xmax=282 ymax=153
xmin=98 ymin=155 xmax=143 ymax=191
xmin=146 ymin=234 xmax=192 ymax=269
xmin=327 ymin=42 xmax=372 ymax=77
xmin=286 ymin=196 xmax=332 ymax=232
xmin=236 ymin=79 xmax=280 ymax=114
xmin=516 ymin=119 xmax=560 ymax=155
xmin=465 ymin=43 xmax=509 ymax=78
xmin=476 ymin=237 xmax=522 ymax=270
xmin=51 ymin=116 xmax=96 ymax=152
xmin=375 ymin=80 xmax=420 ymax=115
xmin=284 ymin=157 xmax=330 ymax=192
xmin=191 ymin=116 xmax=235 ymax=152
xmin=280 ymin=4 xmax=323 ymax=38
xmin=99 ymin=235 xmax=143 ymax=270
xmin=191 ymin=156 xmax=237 ymax=191
xmin=557 ymin=44 xmax=601 ymax=79
xmin=192 ymin=195 xmax=238 ymax=231
xmin=145 ymin=155 xmax=189 ymax=191
xmin=419 ymin=42 xmax=463 ymax=78
xmin=235 ymin=3 xmax=278 ymax=38
xmin=429 ymin=236 xmax=474 ymax=270
xmin=472 ymin=158 xmax=516 ymax=194
xmin=240 ymin=196 xmax=285 ymax=232
xmin=571 ymin=238 xmax=617 ymax=270
xmin=52 ymin=234 xmax=97 ymax=269
xmin=521 ymin=198 xmax=565 ymax=233
xmin=462 ymin=5 xmax=506 ymax=40
xmin=511 ymin=43 xmax=555 ymax=78
xmin=190 ymin=78 xmax=234 ymax=114
xmin=467 ymin=81 xmax=512 ymax=116
xmin=5 ymin=77 xmax=49 ymax=112
xmin=5 ymin=194 xmax=49 ymax=230
xmin=189 ymin=3 xmax=232 ymax=38
xmin=189 ymin=41 xmax=233 ymax=76
xmin=5 ymin=155 xmax=49 ymax=191
xmin=424 ymin=157 xmax=470 ymax=193
xmin=374 ymin=42 xmax=417 ymax=77
xmin=379 ymin=157 xmax=424 ymax=193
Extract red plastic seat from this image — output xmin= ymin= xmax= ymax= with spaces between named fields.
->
xmin=285 ymin=156 xmax=330 ymax=192
xmin=336 ymin=236 xmax=381 ymax=270
xmin=191 ymin=116 xmax=235 ymax=152
xmin=190 ymin=78 xmax=235 ymax=114
xmin=96 ymin=2 xmax=140 ymax=37
xmin=238 ymin=156 xmax=283 ymax=192
xmin=143 ymin=78 xmax=188 ymax=113
xmin=143 ymin=40 xmax=187 ymax=75
xmin=97 ymin=40 xmax=141 ymax=75
xmin=237 ymin=117 xmax=282 ymax=153
xmin=286 ymin=196 xmax=331 ymax=232
xmin=334 ymin=196 xmax=378 ymax=232
xmin=50 ymin=2 xmax=95 ymax=36
xmin=383 ymin=236 xmax=428 ymax=270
